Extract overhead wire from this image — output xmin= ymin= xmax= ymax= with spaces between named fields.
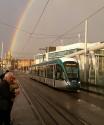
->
xmin=0 ymin=3 xmax=104 ymax=39
xmin=20 ymin=0 xmax=50 ymax=53
xmin=29 ymin=0 xmax=50 ymax=36
xmin=2 ymin=2 xmax=104 ymax=58
xmin=14 ymin=3 xmax=104 ymax=58
xmin=0 ymin=19 xmax=30 ymax=34
xmin=0 ymin=19 xmax=58 ymax=37
xmin=51 ymin=5 xmax=104 ymax=44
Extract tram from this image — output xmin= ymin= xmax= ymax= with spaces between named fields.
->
xmin=30 ymin=57 xmax=80 ymax=91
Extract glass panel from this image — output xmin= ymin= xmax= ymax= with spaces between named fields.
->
xmin=47 ymin=65 xmax=53 ymax=79
xmin=56 ymin=64 xmax=65 ymax=80
xmin=64 ymin=61 xmax=79 ymax=79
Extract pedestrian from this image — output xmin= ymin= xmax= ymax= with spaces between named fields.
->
xmin=0 ymin=70 xmax=9 ymax=81
xmin=0 ymin=72 xmax=16 ymax=125
xmin=9 ymin=75 xmax=20 ymax=113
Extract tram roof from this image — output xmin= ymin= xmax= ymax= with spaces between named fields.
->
xmin=32 ymin=57 xmax=77 ymax=67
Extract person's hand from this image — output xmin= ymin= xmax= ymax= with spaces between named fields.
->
xmin=15 ymin=88 xmax=20 ymax=96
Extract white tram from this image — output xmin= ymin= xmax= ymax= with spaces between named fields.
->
xmin=30 ymin=57 xmax=80 ymax=91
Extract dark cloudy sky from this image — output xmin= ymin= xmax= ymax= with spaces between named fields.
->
xmin=0 ymin=0 xmax=104 ymax=59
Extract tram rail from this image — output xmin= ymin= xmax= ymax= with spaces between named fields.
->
xmin=18 ymin=80 xmax=91 ymax=125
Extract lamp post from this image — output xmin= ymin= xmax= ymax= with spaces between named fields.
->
xmin=1 ymin=42 xmax=3 ymax=71
xmin=84 ymin=20 xmax=88 ymax=82
xmin=78 ymin=33 xmax=81 ymax=43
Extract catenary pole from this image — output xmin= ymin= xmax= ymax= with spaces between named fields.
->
xmin=84 ymin=20 xmax=88 ymax=82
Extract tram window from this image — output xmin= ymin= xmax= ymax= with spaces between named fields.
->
xmin=41 ymin=67 xmax=44 ymax=77
xmin=47 ymin=65 xmax=53 ymax=79
xmin=56 ymin=64 xmax=65 ymax=80
xmin=38 ymin=67 xmax=43 ymax=77
xmin=33 ymin=67 xmax=36 ymax=74
xmin=44 ymin=67 xmax=47 ymax=77
xmin=39 ymin=67 xmax=42 ymax=76
xmin=31 ymin=66 xmax=35 ymax=73
xmin=36 ymin=66 xmax=39 ymax=76
xmin=38 ymin=67 xmax=40 ymax=76
xmin=31 ymin=68 xmax=33 ymax=73
xmin=64 ymin=62 xmax=79 ymax=79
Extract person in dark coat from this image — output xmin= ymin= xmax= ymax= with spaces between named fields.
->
xmin=9 ymin=75 xmax=19 ymax=114
xmin=0 ymin=72 xmax=14 ymax=125
xmin=0 ymin=70 xmax=9 ymax=81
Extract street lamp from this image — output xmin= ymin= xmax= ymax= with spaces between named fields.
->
xmin=84 ymin=20 xmax=88 ymax=82
xmin=0 ymin=42 xmax=3 ymax=71
xmin=78 ymin=33 xmax=81 ymax=43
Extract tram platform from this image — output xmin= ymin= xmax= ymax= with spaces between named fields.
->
xmin=11 ymin=88 xmax=40 ymax=125
xmin=81 ymin=82 xmax=104 ymax=95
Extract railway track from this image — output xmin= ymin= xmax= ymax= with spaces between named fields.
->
xmin=18 ymin=78 xmax=91 ymax=125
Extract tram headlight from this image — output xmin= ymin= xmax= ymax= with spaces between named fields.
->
xmin=78 ymin=81 xmax=80 ymax=84
xmin=67 ymin=81 xmax=70 ymax=85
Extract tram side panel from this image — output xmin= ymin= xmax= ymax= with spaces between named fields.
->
xmin=54 ymin=64 xmax=68 ymax=88
xmin=45 ymin=65 xmax=55 ymax=87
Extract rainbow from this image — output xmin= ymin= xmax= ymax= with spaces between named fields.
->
xmin=10 ymin=0 xmax=34 ymax=55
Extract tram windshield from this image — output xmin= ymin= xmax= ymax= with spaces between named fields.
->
xmin=64 ymin=61 xmax=79 ymax=79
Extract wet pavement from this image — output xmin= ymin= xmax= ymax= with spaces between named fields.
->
xmin=11 ymin=72 xmax=104 ymax=125
xmin=11 ymin=89 xmax=41 ymax=125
